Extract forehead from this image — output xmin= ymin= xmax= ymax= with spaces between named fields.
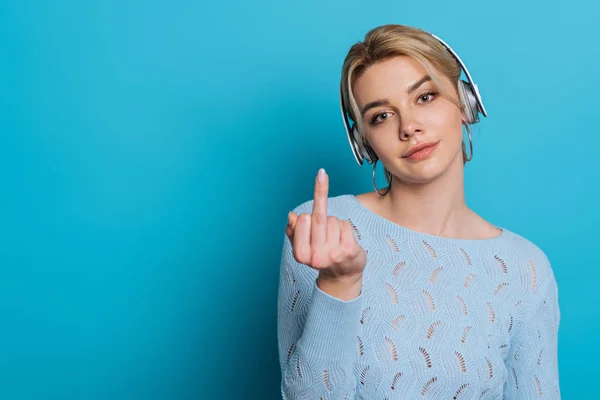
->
xmin=352 ymin=56 xmax=430 ymax=105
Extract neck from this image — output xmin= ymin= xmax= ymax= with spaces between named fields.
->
xmin=380 ymin=156 xmax=470 ymax=238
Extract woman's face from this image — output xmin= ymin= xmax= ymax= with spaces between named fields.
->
xmin=353 ymin=55 xmax=465 ymax=184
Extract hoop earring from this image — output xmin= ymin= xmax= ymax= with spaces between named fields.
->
xmin=372 ymin=159 xmax=391 ymax=196
xmin=464 ymin=124 xmax=474 ymax=162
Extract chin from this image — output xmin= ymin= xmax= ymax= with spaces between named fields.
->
xmin=392 ymin=157 xmax=451 ymax=184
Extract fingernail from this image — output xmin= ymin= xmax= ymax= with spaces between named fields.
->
xmin=287 ymin=212 xmax=292 ymax=225
xmin=317 ymin=168 xmax=326 ymax=183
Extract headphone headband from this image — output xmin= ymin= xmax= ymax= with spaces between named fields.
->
xmin=340 ymin=30 xmax=487 ymax=166
xmin=428 ymin=33 xmax=487 ymax=118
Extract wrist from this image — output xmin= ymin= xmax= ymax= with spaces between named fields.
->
xmin=316 ymin=272 xmax=363 ymax=301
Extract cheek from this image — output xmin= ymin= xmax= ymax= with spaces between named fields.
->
xmin=363 ymin=123 xmax=399 ymax=148
xmin=426 ymin=110 xmax=463 ymax=143
xmin=425 ymin=105 xmax=462 ymax=130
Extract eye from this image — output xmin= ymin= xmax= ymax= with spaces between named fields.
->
xmin=417 ymin=91 xmax=438 ymax=103
xmin=370 ymin=111 xmax=393 ymax=125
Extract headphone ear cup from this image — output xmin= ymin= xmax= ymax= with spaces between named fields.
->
xmin=351 ymin=125 xmax=377 ymax=164
xmin=458 ymin=80 xmax=480 ymax=124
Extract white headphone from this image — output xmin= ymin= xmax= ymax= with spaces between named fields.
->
xmin=339 ymin=31 xmax=488 ymax=166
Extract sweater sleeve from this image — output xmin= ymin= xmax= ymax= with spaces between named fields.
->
xmin=277 ymin=229 xmax=364 ymax=400
xmin=503 ymin=270 xmax=561 ymax=399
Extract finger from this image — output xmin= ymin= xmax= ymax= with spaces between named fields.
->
xmin=289 ymin=212 xmax=298 ymax=229
xmin=311 ymin=168 xmax=329 ymax=248
xmin=286 ymin=212 xmax=298 ymax=239
xmin=326 ymin=216 xmax=341 ymax=247
xmin=340 ymin=220 xmax=357 ymax=247
xmin=293 ymin=214 xmax=312 ymax=264
xmin=286 ymin=212 xmax=293 ymax=238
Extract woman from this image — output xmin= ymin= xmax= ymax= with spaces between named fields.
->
xmin=277 ymin=24 xmax=560 ymax=399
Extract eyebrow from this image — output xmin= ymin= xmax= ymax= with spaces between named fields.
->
xmin=407 ymin=75 xmax=432 ymax=94
xmin=360 ymin=75 xmax=432 ymax=118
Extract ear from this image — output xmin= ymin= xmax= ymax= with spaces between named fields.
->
xmin=459 ymin=104 xmax=468 ymax=125
xmin=359 ymin=127 xmax=369 ymax=143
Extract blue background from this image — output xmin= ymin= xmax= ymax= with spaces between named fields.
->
xmin=1 ymin=0 xmax=596 ymax=398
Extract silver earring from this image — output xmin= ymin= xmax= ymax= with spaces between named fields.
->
xmin=372 ymin=159 xmax=391 ymax=196
xmin=464 ymin=124 xmax=473 ymax=162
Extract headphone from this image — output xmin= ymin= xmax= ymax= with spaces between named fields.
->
xmin=339 ymin=31 xmax=488 ymax=166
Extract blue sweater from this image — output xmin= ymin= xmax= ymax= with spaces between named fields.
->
xmin=277 ymin=194 xmax=561 ymax=399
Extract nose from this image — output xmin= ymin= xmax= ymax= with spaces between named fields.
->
xmin=400 ymin=114 xmax=423 ymax=140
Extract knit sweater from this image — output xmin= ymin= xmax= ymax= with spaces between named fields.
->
xmin=277 ymin=194 xmax=561 ymax=399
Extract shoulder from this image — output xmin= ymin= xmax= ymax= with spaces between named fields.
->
xmin=500 ymin=228 xmax=557 ymax=293
xmin=501 ymin=229 xmax=552 ymax=268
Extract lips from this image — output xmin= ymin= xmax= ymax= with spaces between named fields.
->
xmin=402 ymin=141 xmax=440 ymax=158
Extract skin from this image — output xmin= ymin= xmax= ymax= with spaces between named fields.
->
xmin=352 ymin=55 xmax=501 ymax=240
xmin=285 ymin=55 xmax=500 ymax=300
xmin=286 ymin=169 xmax=365 ymax=301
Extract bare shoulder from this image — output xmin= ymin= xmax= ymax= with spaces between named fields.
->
xmin=466 ymin=209 xmax=504 ymax=239
xmin=354 ymin=191 xmax=380 ymax=210
xmin=355 ymin=191 xmax=502 ymax=240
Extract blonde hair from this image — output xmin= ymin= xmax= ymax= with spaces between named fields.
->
xmin=340 ymin=24 xmax=469 ymax=162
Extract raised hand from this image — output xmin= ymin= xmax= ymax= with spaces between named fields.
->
xmin=286 ymin=168 xmax=366 ymax=299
